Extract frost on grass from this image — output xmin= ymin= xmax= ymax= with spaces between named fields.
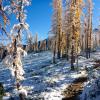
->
xmin=81 ymin=70 xmax=100 ymax=100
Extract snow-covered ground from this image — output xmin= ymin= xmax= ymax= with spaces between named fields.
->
xmin=0 ymin=50 xmax=100 ymax=100
xmin=80 ymin=50 xmax=100 ymax=100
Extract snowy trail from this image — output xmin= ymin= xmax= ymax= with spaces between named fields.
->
xmin=63 ymin=76 xmax=88 ymax=100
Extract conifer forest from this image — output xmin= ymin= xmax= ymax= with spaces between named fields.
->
xmin=0 ymin=0 xmax=100 ymax=100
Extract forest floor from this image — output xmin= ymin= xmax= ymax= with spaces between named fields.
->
xmin=0 ymin=48 xmax=100 ymax=100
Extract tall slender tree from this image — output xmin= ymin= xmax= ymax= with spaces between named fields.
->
xmin=85 ymin=0 xmax=93 ymax=58
xmin=63 ymin=0 xmax=72 ymax=61
xmin=3 ymin=0 xmax=31 ymax=94
xmin=64 ymin=0 xmax=83 ymax=70
xmin=52 ymin=0 xmax=63 ymax=59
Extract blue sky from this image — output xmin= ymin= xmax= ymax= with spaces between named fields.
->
xmin=26 ymin=0 xmax=100 ymax=40
xmin=26 ymin=0 xmax=52 ymax=41
xmin=92 ymin=0 xmax=100 ymax=28
xmin=8 ymin=0 xmax=100 ymax=41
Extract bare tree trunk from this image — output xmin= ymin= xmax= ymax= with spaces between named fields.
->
xmin=57 ymin=32 xmax=61 ymax=59
xmin=86 ymin=30 xmax=89 ymax=59
xmin=66 ymin=34 xmax=69 ymax=61
xmin=53 ymin=40 xmax=56 ymax=63
xmin=71 ymin=44 xmax=75 ymax=70
xmin=71 ymin=25 xmax=75 ymax=70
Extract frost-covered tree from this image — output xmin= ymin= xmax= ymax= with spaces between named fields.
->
xmin=84 ymin=0 xmax=93 ymax=59
xmin=63 ymin=0 xmax=82 ymax=70
xmin=0 ymin=0 xmax=9 ymax=41
xmin=52 ymin=0 xmax=63 ymax=59
xmin=3 ymin=0 xmax=31 ymax=95
xmin=0 ymin=0 xmax=10 ymax=62
xmin=63 ymin=0 xmax=72 ymax=61
xmin=0 ymin=0 xmax=8 ymax=26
